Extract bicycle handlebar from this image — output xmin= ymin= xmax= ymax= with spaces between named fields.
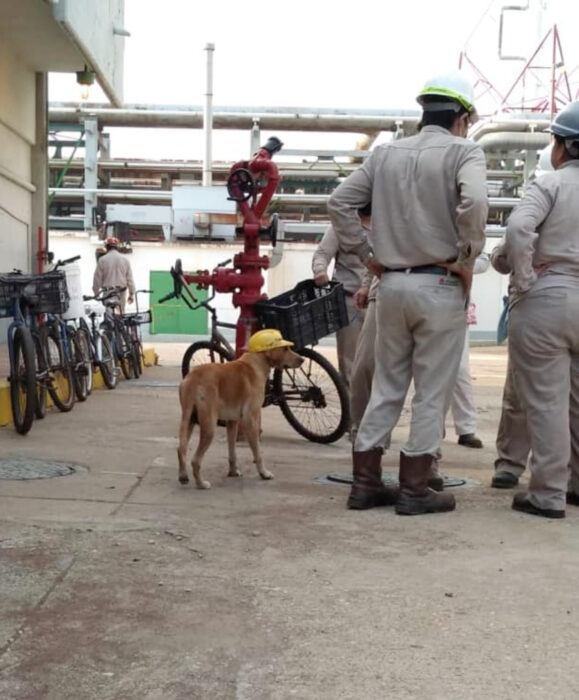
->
xmin=157 ymin=291 xmax=177 ymax=304
xmin=54 ymin=255 xmax=81 ymax=269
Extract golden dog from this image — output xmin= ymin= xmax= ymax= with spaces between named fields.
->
xmin=177 ymin=330 xmax=303 ymax=489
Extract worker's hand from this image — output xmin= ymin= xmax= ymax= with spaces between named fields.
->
xmin=128 ymin=295 xmax=134 ymax=305
xmin=314 ymin=272 xmax=330 ymax=287
xmin=353 ymin=286 xmax=370 ymax=310
xmin=442 ymin=262 xmax=473 ymax=299
xmin=366 ymin=259 xmax=384 ymax=278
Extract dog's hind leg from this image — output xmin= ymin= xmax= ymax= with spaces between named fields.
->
xmin=246 ymin=414 xmax=273 ymax=480
xmin=226 ymin=421 xmax=241 ymax=477
xmin=177 ymin=414 xmax=195 ymax=485
xmin=191 ymin=415 xmax=216 ymax=489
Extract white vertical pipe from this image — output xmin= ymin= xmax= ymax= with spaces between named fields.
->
xmin=203 ymin=43 xmax=215 ymax=187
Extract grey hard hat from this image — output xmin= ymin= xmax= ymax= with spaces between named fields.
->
xmin=549 ymin=101 xmax=579 ymax=139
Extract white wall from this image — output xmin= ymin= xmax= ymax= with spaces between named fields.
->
xmin=48 ymin=232 xmax=509 ymax=342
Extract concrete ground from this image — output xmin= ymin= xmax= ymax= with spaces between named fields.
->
xmin=1 ymin=344 xmax=579 ymax=700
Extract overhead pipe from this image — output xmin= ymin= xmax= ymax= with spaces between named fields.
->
xmin=476 ymin=131 xmax=549 ymax=152
xmin=48 ymin=187 xmax=521 ymax=211
xmin=48 ymin=105 xmax=421 ymax=134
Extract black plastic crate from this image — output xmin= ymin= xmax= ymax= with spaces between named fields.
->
xmin=0 ymin=275 xmax=35 ymax=318
xmin=254 ymin=279 xmax=348 ymax=348
xmin=24 ymin=272 xmax=70 ymax=315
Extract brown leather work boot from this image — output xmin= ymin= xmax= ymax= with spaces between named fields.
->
xmin=395 ymin=452 xmax=456 ymax=516
xmin=347 ymin=448 xmax=398 ymax=510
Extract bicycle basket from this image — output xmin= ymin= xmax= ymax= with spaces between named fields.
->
xmin=122 ymin=310 xmax=152 ymax=325
xmin=254 ymin=279 xmax=348 ymax=349
xmin=0 ymin=274 xmax=36 ymax=318
xmin=24 ymin=271 xmax=70 ymax=315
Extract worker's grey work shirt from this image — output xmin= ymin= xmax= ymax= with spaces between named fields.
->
xmin=505 ymin=160 xmax=579 ymax=294
xmin=92 ymin=248 xmax=136 ymax=296
xmin=312 ymin=224 xmax=366 ymax=294
xmin=327 ymin=125 xmax=488 ymax=270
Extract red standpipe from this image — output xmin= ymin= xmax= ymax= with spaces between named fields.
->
xmin=183 ymin=140 xmax=282 ymax=357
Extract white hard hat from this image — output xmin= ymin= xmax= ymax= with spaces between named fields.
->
xmin=417 ymin=71 xmax=478 ymax=123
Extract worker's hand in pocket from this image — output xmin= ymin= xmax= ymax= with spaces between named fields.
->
xmin=314 ymin=272 xmax=330 ymax=286
xmin=441 ymin=262 xmax=472 ymax=300
xmin=353 ymin=286 xmax=370 ymax=310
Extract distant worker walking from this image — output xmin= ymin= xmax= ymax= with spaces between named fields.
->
xmin=92 ymin=237 xmax=135 ymax=313
xmin=328 ymin=71 xmax=488 ymax=516
xmin=312 ymin=204 xmax=371 ymax=388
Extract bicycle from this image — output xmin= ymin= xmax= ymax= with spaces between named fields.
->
xmin=80 ymin=290 xmax=120 ymax=390
xmin=0 ymin=266 xmax=73 ymax=433
xmin=93 ymin=285 xmax=137 ymax=380
xmin=122 ymin=289 xmax=153 ymax=378
xmin=159 ymin=260 xmax=350 ymax=444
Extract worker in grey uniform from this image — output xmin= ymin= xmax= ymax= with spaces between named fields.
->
xmin=502 ymin=100 xmax=579 ymax=518
xmin=489 ymin=242 xmax=532 ymax=489
xmin=350 ymin=253 xmax=488 ymax=492
xmin=312 ymin=204 xmax=370 ymax=388
xmin=328 ymin=71 xmax=488 ymax=515
xmin=92 ymin=236 xmax=136 ymax=313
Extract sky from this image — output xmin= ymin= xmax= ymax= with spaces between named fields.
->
xmin=48 ymin=0 xmax=579 ymax=161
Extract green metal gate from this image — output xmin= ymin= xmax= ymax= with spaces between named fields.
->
xmin=149 ymin=270 xmax=208 ymax=335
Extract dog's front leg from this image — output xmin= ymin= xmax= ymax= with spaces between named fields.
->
xmin=226 ymin=421 xmax=241 ymax=477
xmin=246 ymin=414 xmax=273 ymax=480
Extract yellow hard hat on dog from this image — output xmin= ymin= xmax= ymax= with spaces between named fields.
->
xmin=248 ymin=328 xmax=294 ymax=353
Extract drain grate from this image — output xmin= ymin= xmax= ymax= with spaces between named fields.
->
xmin=315 ymin=471 xmax=478 ymax=488
xmin=0 ymin=457 xmax=86 ymax=480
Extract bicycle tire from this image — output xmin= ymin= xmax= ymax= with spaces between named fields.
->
xmin=132 ymin=338 xmax=143 ymax=377
xmin=115 ymin=321 xmax=135 ymax=379
xmin=33 ymin=331 xmax=47 ymax=419
xmin=43 ymin=326 xmax=75 ymax=412
xmin=70 ymin=328 xmax=89 ymax=402
xmin=273 ymin=347 xmax=350 ymax=444
xmin=99 ymin=331 xmax=118 ymax=389
xmin=9 ymin=327 xmax=36 ymax=435
xmin=77 ymin=326 xmax=94 ymax=395
xmin=181 ymin=340 xmax=234 ymax=379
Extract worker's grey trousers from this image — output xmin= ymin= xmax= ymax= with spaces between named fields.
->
xmin=494 ymin=353 xmax=530 ymax=478
xmin=336 ymin=295 xmax=364 ymax=389
xmin=355 ymin=272 xmax=465 ymax=456
xmin=449 ymin=327 xmax=477 ymax=436
xmin=349 ymin=299 xmax=377 ymax=434
xmin=509 ymin=278 xmax=579 ymax=511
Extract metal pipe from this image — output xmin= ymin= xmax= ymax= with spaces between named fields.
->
xmin=48 ymin=105 xmax=421 ymax=134
xmin=48 ymin=188 xmax=522 ymax=210
xmin=203 ymin=43 xmax=215 ymax=187
xmin=476 ymin=131 xmax=549 ymax=151
xmin=471 ymin=117 xmax=551 ymax=141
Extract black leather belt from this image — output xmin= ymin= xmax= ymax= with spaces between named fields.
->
xmin=381 ymin=264 xmax=456 ymax=276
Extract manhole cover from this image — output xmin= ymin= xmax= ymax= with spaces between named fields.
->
xmin=315 ymin=471 xmax=479 ymax=488
xmin=0 ymin=458 xmax=86 ymax=480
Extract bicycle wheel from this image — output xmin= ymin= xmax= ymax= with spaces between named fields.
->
xmin=76 ymin=326 xmax=94 ymax=395
xmin=33 ymin=331 xmax=47 ymax=419
xmin=273 ymin=347 xmax=350 ymax=444
xmin=9 ymin=327 xmax=36 ymax=435
xmin=132 ymin=338 xmax=143 ymax=377
xmin=99 ymin=331 xmax=118 ymax=389
xmin=115 ymin=322 xmax=135 ymax=379
xmin=181 ymin=340 xmax=234 ymax=378
xmin=43 ymin=326 xmax=75 ymax=412
xmin=69 ymin=328 xmax=89 ymax=402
